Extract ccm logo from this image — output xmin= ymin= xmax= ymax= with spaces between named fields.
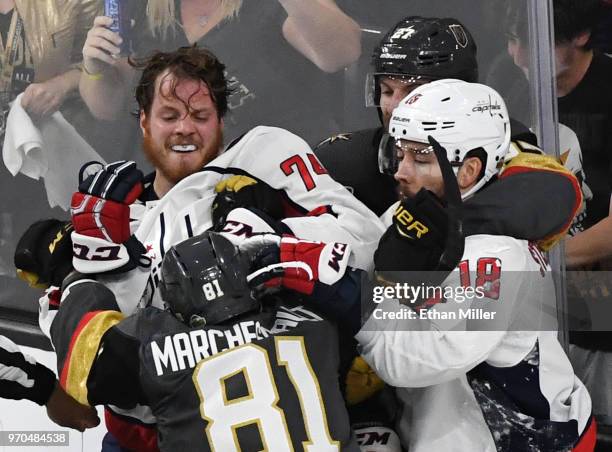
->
xmin=73 ymin=244 xmax=121 ymax=261
xmin=221 ymin=220 xmax=254 ymax=238
xmin=356 ymin=430 xmax=391 ymax=446
xmin=328 ymin=243 xmax=348 ymax=272
xmin=394 ymin=205 xmax=429 ymax=238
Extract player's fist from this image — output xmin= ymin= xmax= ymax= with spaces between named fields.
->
xmin=14 ymin=220 xmax=74 ymax=288
xmin=375 ymin=189 xmax=448 ymax=272
xmin=212 ymin=175 xmax=285 ymax=230
xmin=345 ymin=356 xmax=385 ymax=406
xmin=78 ymin=160 xmax=143 ymax=204
xmin=71 ymin=161 xmax=143 ymax=243
xmin=46 ymin=384 xmax=100 ymax=432
xmin=240 ymin=235 xmax=351 ymax=295
xmin=70 ymin=161 xmax=147 ymax=274
xmin=375 ymin=136 xmax=464 ymax=274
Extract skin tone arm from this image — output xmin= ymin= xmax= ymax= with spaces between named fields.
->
xmin=79 ymin=16 xmax=135 ymax=120
xmin=0 ymin=0 xmax=80 ymax=117
xmin=80 ymin=1 xmax=361 ymax=117
xmin=565 ymin=215 xmax=612 ymax=267
xmin=278 ymin=0 xmax=361 ymax=72
xmin=21 ymin=69 xmax=81 ymax=117
xmin=46 ymin=383 xmax=100 ymax=432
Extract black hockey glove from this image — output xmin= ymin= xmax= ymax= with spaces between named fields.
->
xmin=374 ymin=136 xmax=464 ymax=284
xmin=14 ymin=219 xmax=74 ymax=288
xmin=212 ymin=175 xmax=285 ymax=230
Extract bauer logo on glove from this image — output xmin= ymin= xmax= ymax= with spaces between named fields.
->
xmin=393 ymin=203 xmax=429 ymax=239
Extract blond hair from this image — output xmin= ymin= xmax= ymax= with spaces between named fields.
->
xmin=146 ymin=0 xmax=242 ymax=39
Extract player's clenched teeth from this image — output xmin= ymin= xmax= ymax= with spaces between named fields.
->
xmin=171 ymin=144 xmax=197 ymax=152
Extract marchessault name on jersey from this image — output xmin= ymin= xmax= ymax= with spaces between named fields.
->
xmin=152 ymin=305 xmax=323 ymax=376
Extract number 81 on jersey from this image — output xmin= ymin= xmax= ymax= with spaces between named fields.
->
xmin=193 ymin=336 xmax=340 ymax=451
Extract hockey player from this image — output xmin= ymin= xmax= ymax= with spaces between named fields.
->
xmin=16 ymin=45 xmax=385 ymax=451
xmin=50 ymin=230 xmax=363 ymax=451
xmin=355 ymin=79 xmax=595 ymax=451
xmin=314 ymin=16 xmax=581 ymax=251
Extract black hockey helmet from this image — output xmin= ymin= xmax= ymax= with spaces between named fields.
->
xmin=159 ymin=231 xmax=258 ymax=327
xmin=366 ymin=16 xmax=478 ymax=107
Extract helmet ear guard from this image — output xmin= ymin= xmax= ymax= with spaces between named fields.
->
xmin=159 ymin=231 xmax=258 ymax=327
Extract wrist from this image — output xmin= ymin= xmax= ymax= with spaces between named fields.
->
xmin=82 ymin=61 xmax=104 ymax=80
xmin=31 ymin=363 xmax=58 ymax=406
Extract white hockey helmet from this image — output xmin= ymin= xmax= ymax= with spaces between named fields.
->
xmin=388 ymin=79 xmax=511 ymax=198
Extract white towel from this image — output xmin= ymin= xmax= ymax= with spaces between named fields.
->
xmin=2 ymin=93 xmax=105 ymax=210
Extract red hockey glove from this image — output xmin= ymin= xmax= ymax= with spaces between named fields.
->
xmin=70 ymin=161 xmax=148 ymax=274
xmin=241 ymin=234 xmax=351 ymax=295
xmin=71 ymin=161 xmax=143 ymax=243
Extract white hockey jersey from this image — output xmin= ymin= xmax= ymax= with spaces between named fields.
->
xmin=356 ymin=227 xmax=593 ymax=451
xmin=74 ymin=125 xmax=385 ymax=313
xmin=38 ymin=126 xmax=385 ymax=435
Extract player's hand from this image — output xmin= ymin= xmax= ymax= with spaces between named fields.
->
xmin=375 ymin=136 xmax=464 ymax=277
xmin=21 ymin=77 xmax=72 ymax=118
xmin=71 ymin=161 xmax=148 ymax=274
xmin=212 ymin=175 xmax=285 ymax=230
xmin=72 ymin=160 xmax=142 ymax=243
xmin=82 ymin=15 xmax=123 ymax=75
xmin=239 ymin=234 xmax=351 ymax=295
xmin=46 ymin=383 xmax=100 ymax=432
xmin=14 ymin=220 xmax=74 ymax=289
xmin=345 ymin=356 xmax=385 ymax=406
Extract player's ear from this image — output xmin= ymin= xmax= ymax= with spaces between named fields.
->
xmin=573 ymin=31 xmax=591 ymax=49
xmin=139 ymin=109 xmax=148 ymax=136
xmin=457 ymin=156 xmax=482 ymax=190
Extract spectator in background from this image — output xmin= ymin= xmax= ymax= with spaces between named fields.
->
xmin=79 ymin=0 xmax=361 ymax=144
xmin=0 ymin=0 xmax=101 ymax=320
xmin=0 ymin=0 xmax=100 ymax=130
xmin=506 ymin=0 xmax=612 ymax=427
xmin=592 ymin=0 xmax=612 ymax=54
xmin=0 ymin=334 xmax=99 ymax=431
